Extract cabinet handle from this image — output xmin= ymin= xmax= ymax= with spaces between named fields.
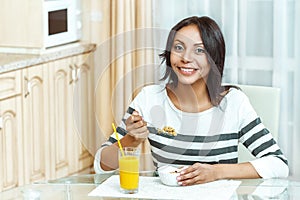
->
xmin=0 ymin=116 xmax=3 ymax=130
xmin=75 ymin=64 xmax=81 ymax=82
xmin=24 ymin=76 xmax=31 ymax=98
xmin=69 ymin=64 xmax=75 ymax=84
xmin=69 ymin=64 xmax=81 ymax=84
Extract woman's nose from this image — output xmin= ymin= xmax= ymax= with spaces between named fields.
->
xmin=182 ymin=50 xmax=192 ymax=63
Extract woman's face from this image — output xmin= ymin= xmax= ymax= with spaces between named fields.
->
xmin=170 ymin=24 xmax=210 ymax=85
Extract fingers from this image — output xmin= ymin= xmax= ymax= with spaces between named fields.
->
xmin=125 ymin=111 xmax=149 ymax=140
xmin=127 ymin=111 xmax=144 ymax=129
xmin=177 ymin=165 xmax=200 ymax=186
xmin=177 ymin=163 xmax=213 ymax=186
xmin=126 ymin=111 xmax=142 ymax=124
xmin=128 ymin=125 xmax=149 ymax=139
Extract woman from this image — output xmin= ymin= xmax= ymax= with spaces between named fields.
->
xmin=94 ymin=16 xmax=289 ymax=185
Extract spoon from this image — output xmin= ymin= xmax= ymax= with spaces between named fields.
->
xmin=127 ymin=107 xmax=177 ymax=138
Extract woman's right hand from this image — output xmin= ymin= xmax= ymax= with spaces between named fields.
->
xmin=125 ymin=110 xmax=149 ymax=142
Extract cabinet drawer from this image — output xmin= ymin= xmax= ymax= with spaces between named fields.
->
xmin=0 ymin=70 xmax=22 ymax=100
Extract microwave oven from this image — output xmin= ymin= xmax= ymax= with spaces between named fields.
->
xmin=43 ymin=0 xmax=82 ymax=48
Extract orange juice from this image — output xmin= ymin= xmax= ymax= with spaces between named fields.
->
xmin=119 ymin=155 xmax=139 ymax=190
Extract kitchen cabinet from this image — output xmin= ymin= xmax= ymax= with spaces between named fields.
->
xmin=0 ymin=0 xmax=43 ymax=49
xmin=48 ymin=53 xmax=94 ymax=179
xmin=0 ymin=51 xmax=95 ymax=192
xmin=48 ymin=56 xmax=77 ymax=178
xmin=0 ymin=71 xmax=23 ymax=191
xmin=71 ymin=54 xmax=95 ymax=173
xmin=22 ymin=64 xmax=50 ymax=184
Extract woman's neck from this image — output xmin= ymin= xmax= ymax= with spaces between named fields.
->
xmin=167 ymin=80 xmax=213 ymax=113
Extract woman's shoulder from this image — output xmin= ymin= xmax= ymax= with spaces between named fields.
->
xmin=221 ymin=86 xmax=249 ymax=107
xmin=133 ymin=84 xmax=167 ymax=102
xmin=227 ymin=86 xmax=247 ymax=97
xmin=132 ymin=84 xmax=168 ymax=109
xmin=139 ymin=84 xmax=166 ymax=95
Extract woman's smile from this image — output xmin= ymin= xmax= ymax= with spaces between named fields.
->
xmin=177 ymin=66 xmax=199 ymax=75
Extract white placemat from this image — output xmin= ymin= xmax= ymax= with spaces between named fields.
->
xmin=88 ymin=175 xmax=241 ymax=200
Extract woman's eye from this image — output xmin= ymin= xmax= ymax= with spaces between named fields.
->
xmin=174 ymin=44 xmax=184 ymax=52
xmin=195 ymin=47 xmax=205 ymax=54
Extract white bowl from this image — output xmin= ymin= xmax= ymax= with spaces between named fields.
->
xmin=157 ymin=166 xmax=181 ymax=186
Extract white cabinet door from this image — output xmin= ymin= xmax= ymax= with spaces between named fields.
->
xmin=72 ymin=53 xmax=94 ymax=172
xmin=0 ymin=71 xmax=23 ymax=192
xmin=22 ymin=64 xmax=50 ymax=184
xmin=0 ymin=96 xmax=23 ymax=192
xmin=48 ymin=57 xmax=76 ymax=178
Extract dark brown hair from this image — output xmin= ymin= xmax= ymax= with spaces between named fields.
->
xmin=160 ymin=16 xmax=226 ymax=106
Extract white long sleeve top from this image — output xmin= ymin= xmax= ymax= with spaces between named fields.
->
xmin=94 ymin=84 xmax=289 ymax=178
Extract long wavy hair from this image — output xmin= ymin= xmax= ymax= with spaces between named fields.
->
xmin=160 ymin=16 xmax=226 ymax=106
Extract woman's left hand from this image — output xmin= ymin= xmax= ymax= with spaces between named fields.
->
xmin=176 ymin=163 xmax=219 ymax=186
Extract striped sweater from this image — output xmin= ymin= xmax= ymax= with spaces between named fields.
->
xmin=94 ymin=84 xmax=289 ymax=178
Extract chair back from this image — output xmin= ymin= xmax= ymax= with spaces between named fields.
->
xmin=236 ymin=84 xmax=281 ymax=162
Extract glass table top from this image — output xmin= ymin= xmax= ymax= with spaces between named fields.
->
xmin=1 ymin=173 xmax=300 ymax=199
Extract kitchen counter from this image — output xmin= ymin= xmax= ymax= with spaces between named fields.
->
xmin=0 ymin=43 xmax=96 ymax=193
xmin=0 ymin=43 xmax=96 ymax=74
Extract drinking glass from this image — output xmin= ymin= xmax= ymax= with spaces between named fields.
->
xmin=118 ymin=147 xmax=140 ymax=194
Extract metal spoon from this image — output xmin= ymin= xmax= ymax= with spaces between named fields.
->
xmin=127 ymin=108 xmax=176 ymax=138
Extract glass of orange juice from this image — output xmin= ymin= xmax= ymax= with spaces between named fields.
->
xmin=118 ymin=147 xmax=140 ymax=194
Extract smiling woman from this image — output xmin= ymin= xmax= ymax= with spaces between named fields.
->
xmin=152 ymin=0 xmax=300 ymax=179
xmin=94 ymin=16 xmax=289 ymax=186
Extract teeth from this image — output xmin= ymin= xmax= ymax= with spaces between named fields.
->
xmin=180 ymin=68 xmax=194 ymax=72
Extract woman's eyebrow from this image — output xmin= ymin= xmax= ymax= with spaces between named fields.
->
xmin=174 ymin=39 xmax=204 ymax=47
xmin=174 ymin=39 xmax=183 ymax=43
xmin=194 ymin=42 xmax=204 ymax=46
